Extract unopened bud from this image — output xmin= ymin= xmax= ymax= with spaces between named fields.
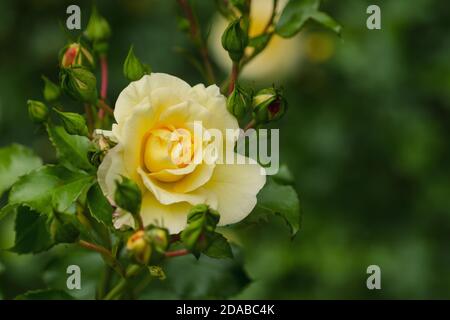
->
xmin=42 ymin=76 xmax=61 ymax=102
xmin=27 ymin=100 xmax=49 ymax=123
xmin=123 ymin=45 xmax=150 ymax=81
xmin=127 ymin=230 xmax=151 ymax=265
xmin=147 ymin=227 xmax=169 ymax=254
xmin=60 ymin=66 xmax=98 ymax=103
xmin=53 ymin=109 xmax=89 ymax=136
xmin=252 ymin=87 xmax=287 ymax=124
xmin=60 ymin=43 xmax=94 ymax=69
xmin=227 ymin=84 xmax=251 ymax=119
xmin=85 ymin=7 xmax=111 ymax=42
xmin=221 ymin=18 xmax=248 ymax=62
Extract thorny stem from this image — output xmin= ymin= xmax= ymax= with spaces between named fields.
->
xmin=177 ymin=0 xmax=216 ymax=84
xmin=165 ymin=248 xmax=189 ymax=258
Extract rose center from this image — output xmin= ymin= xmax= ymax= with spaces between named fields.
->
xmin=143 ymin=127 xmax=193 ymax=178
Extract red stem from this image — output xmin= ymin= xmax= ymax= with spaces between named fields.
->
xmin=228 ymin=62 xmax=239 ymax=95
xmin=98 ymin=55 xmax=109 ymax=120
xmin=100 ymin=55 xmax=108 ymax=100
xmin=164 ymin=249 xmax=189 ymax=258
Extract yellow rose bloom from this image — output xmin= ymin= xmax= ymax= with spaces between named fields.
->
xmin=209 ymin=0 xmax=304 ymax=80
xmin=98 ymin=73 xmax=266 ymax=233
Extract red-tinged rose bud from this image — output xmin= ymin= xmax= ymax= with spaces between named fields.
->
xmin=252 ymin=87 xmax=288 ymax=124
xmin=127 ymin=230 xmax=152 ymax=265
xmin=60 ymin=43 xmax=95 ymax=69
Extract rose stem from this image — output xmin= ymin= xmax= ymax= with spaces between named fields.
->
xmin=98 ymin=54 xmax=109 ymax=120
xmin=78 ymin=240 xmax=125 ymax=277
xmin=244 ymin=119 xmax=256 ymax=131
xmin=84 ymin=104 xmax=94 ymax=134
xmin=228 ymin=62 xmax=239 ymax=95
xmin=164 ymin=249 xmax=189 ymax=258
xmin=176 ymin=0 xmax=216 ymax=84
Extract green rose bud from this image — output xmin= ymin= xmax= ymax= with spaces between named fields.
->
xmin=123 ymin=45 xmax=150 ymax=81
xmin=252 ymin=87 xmax=288 ymax=124
xmin=27 ymin=100 xmax=49 ymax=123
xmin=227 ymin=84 xmax=251 ymax=119
xmin=53 ymin=109 xmax=89 ymax=137
xmin=147 ymin=227 xmax=169 ymax=254
xmin=59 ymin=43 xmax=95 ymax=69
xmin=181 ymin=204 xmax=220 ymax=258
xmin=127 ymin=230 xmax=152 ymax=265
xmin=85 ymin=7 xmax=111 ymax=42
xmin=114 ymin=176 xmax=142 ymax=216
xmin=221 ymin=18 xmax=248 ymax=62
xmin=60 ymin=66 xmax=98 ymax=103
xmin=42 ymin=76 xmax=61 ymax=102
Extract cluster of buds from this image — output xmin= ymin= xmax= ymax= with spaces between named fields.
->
xmin=126 ymin=227 xmax=169 ymax=265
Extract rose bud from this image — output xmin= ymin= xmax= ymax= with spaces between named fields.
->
xmin=252 ymin=87 xmax=288 ymax=124
xmin=42 ymin=76 xmax=61 ymax=102
xmin=53 ymin=108 xmax=89 ymax=137
xmin=227 ymin=84 xmax=251 ymax=119
xmin=123 ymin=45 xmax=150 ymax=81
xmin=60 ymin=66 xmax=98 ymax=103
xmin=85 ymin=7 xmax=111 ymax=42
xmin=221 ymin=18 xmax=248 ymax=62
xmin=60 ymin=43 xmax=95 ymax=69
xmin=127 ymin=230 xmax=151 ymax=265
xmin=114 ymin=176 xmax=142 ymax=217
xmin=147 ymin=227 xmax=169 ymax=254
xmin=27 ymin=100 xmax=49 ymax=123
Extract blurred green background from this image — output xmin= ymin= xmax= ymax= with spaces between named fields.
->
xmin=1 ymin=0 xmax=450 ymax=299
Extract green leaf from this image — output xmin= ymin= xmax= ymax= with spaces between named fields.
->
xmin=253 ymin=178 xmax=301 ymax=236
xmin=114 ymin=176 xmax=141 ymax=216
xmin=47 ymin=125 xmax=94 ymax=172
xmin=203 ymin=233 xmax=233 ymax=259
xmin=0 ymin=144 xmax=42 ymax=198
xmin=87 ymin=183 xmax=113 ymax=227
xmin=0 ymin=204 xmax=16 ymax=223
xmin=50 ymin=213 xmax=81 ymax=244
xmin=11 ymin=206 xmax=54 ymax=254
xmin=181 ymin=204 xmax=220 ymax=258
xmin=8 ymin=165 xmax=93 ymax=216
xmin=15 ymin=289 xmax=75 ymax=300
xmin=309 ymin=11 xmax=342 ymax=35
xmin=248 ymin=33 xmax=271 ymax=56
xmin=276 ymin=0 xmax=341 ymax=38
